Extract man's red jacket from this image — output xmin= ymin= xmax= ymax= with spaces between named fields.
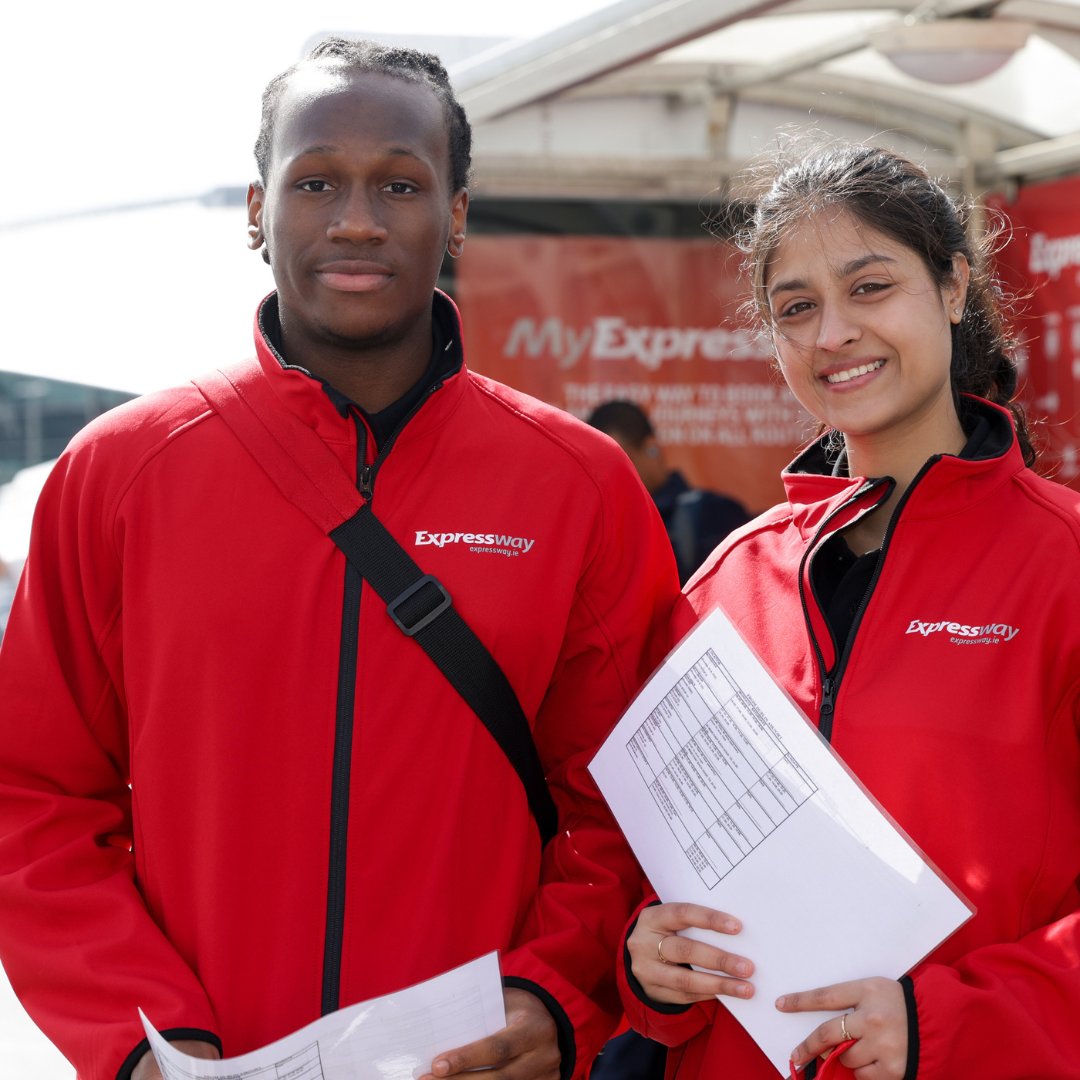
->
xmin=0 ymin=294 xmax=678 ymax=1080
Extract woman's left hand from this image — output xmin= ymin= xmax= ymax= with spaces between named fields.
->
xmin=778 ymin=977 xmax=907 ymax=1078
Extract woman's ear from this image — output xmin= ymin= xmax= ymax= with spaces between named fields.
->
xmin=947 ymin=253 xmax=971 ymax=323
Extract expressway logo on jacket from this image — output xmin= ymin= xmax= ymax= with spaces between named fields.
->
xmin=906 ymin=618 xmax=1020 ymax=645
xmin=415 ymin=530 xmax=536 ymax=558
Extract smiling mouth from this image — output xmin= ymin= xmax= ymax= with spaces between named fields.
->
xmin=824 ymin=359 xmax=886 ymax=384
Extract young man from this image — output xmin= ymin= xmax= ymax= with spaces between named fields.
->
xmin=0 ymin=40 xmax=678 ymax=1080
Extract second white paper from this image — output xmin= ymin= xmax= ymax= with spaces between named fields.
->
xmin=140 ymin=951 xmax=506 ymax=1080
xmin=590 ymin=608 xmax=973 ymax=1075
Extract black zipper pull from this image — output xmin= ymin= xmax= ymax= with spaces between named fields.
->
xmin=819 ymin=674 xmax=837 ymax=741
xmin=820 ymin=675 xmax=835 ymax=719
xmin=358 ymin=464 xmax=374 ymax=501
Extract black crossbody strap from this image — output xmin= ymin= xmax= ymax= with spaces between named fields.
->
xmin=194 ymin=363 xmax=557 ymax=846
xmin=331 ymin=508 xmax=557 ymax=844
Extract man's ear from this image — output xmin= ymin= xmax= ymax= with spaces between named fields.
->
xmin=446 ymin=188 xmax=469 ymax=259
xmin=247 ymin=183 xmax=265 ymax=251
xmin=247 ymin=183 xmax=271 ymax=265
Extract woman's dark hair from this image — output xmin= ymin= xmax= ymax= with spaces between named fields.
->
xmin=741 ymin=143 xmax=1035 ymax=466
xmin=254 ymin=36 xmax=473 ymax=193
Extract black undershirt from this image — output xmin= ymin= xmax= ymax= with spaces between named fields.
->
xmin=346 ymin=310 xmax=453 ymax=449
xmin=813 ymin=539 xmax=880 ymax=658
xmin=259 ymin=294 xmax=459 ymax=451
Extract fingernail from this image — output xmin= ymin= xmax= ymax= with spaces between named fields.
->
xmin=734 ymin=960 xmax=752 ymax=977
xmin=724 ymin=919 xmax=741 ymax=934
xmin=776 ymin=995 xmax=788 ymax=1009
xmin=433 ymin=1061 xmax=449 ymax=1077
xmin=736 ymin=982 xmax=753 ymax=998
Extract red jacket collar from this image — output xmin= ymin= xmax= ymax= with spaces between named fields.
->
xmin=248 ymin=289 xmax=469 ymax=445
xmin=779 ymin=396 xmax=1026 ymax=540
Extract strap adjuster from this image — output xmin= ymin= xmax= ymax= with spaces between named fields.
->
xmin=386 ymin=575 xmax=452 ymax=637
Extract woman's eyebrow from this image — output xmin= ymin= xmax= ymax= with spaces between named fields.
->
xmin=767 ymin=276 xmax=806 ymax=300
xmin=768 ymin=253 xmax=897 ymax=301
xmin=840 ymin=252 xmax=896 ymax=276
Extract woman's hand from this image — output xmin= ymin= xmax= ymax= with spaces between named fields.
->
xmin=627 ymin=901 xmax=755 ymax=1006
xmin=779 ymin=977 xmax=906 ymax=1078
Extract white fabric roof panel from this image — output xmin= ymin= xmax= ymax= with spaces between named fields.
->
xmin=454 ymin=0 xmax=1080 ymax=188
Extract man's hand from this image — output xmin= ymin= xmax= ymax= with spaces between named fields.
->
xmin=131 ymin=1040 xmax=221 ymax=1080
xmin=419 ymin=987 xmax=560 ymax=1080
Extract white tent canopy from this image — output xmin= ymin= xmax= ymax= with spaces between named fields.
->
xmin=456 ymin=0 xmax=1080 ymax=197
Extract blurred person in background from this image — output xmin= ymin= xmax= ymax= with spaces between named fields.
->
xmin=588 ymin=400 xmax=750 ymax=584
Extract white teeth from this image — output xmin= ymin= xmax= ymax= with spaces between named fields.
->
xmin=825 ymin=359 xmax=885 ymax=384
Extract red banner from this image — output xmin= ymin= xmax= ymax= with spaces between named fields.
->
xmin=992 ymin=176 xmax=1080 ymax=486
xmin=455 ymin=235 xmax=810 ymax=512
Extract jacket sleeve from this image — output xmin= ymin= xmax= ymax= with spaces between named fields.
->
xmin=0 ymin=449 xmax=220 ymax=1080
xmin=904 ymin=680 xmax=1080 ymax=1080
xmin=909 ymin=905 xmax=1080 ymax=1077
xmin=498 ymin=456 xmax=680 ymax=1079
xmin=616 ymin=897 xmax=717 ymax=1048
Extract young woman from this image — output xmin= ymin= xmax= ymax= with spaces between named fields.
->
xmin=617 ymin=144 xmax=1080 ymax=1079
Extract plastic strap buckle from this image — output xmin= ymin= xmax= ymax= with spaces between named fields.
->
xmin=386 ymin=575 xmax=452 ymax=637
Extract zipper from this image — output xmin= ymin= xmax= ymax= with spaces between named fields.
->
xmin=319 ymin=379 xmax=446 ymax=1015
xmin=819 ymin=674 xmax=836 ymax=738
xmin=354 ymin=381 xmax=444 ymax=503
xmin=797 ymin=479 xmax=886 ymax=743
xmin=321 ymin=421 xmax=367 ymax=1015
xmin=802 ymin=458 xmax=943 ymax=743
xmin=358 ymin=464 xmax=374 ymax=501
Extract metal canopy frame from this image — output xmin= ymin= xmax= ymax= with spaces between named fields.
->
xmin=451 ymin=0 xmax=1080 ymax=198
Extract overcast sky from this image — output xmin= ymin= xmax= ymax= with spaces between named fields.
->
xmin=1 ymin=0 xmax=619 ymax=227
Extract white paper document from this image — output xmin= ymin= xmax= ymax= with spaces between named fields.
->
xmin=590 ymin=608 xmax=973 ymax=1075
xmin=140 ymin=952 xmax=506 ymax=1080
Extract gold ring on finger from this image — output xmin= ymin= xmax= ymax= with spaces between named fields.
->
xmin=840 ymin=1012 xmax=852 ymax=1042
xmin=657 ymin=936 xmax=672 ymax=964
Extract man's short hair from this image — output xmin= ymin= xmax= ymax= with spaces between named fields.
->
xmin=586 ymin=400 xmax=655 ymax=448
xmin=254 ymin=36 xmax=473 ymax=192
